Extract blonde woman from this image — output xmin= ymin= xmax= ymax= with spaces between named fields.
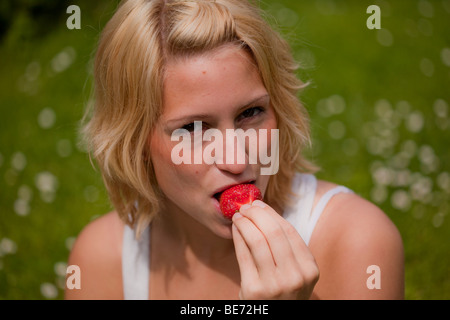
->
xmin=66 ymin=0 xmax=404 ymax=300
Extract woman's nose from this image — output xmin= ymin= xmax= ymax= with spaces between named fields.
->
xmin=213 ymin=130 xmax=249 ymax=175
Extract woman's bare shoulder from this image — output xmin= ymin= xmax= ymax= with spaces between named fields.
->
xmin=313 ymin=179 xmax=402 ymax=244
xmin=310 ymin=179 xmax=404 ymax=299
xmin=65 ymin=211 xmax=125 ymax=299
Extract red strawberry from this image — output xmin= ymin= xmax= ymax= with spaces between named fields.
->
xmin=219 ymin=184 xmax=262 ymax=219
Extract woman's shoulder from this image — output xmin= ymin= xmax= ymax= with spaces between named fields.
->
xmin=313 ymin=178 xmax=401 ymax=240
xmin=310 ymin=179 xmax=404 ymax=299
xmin=65 ymin=211 xmax=125 ymax=299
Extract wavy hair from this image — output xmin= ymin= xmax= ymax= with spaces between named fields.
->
xmin=81 ymin=0 xmax=317 ymax=236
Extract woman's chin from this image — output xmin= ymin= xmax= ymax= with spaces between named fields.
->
xmin=207 ymin=216 xmax=234 ymax=239
xmin=216 ymin=226 xmax=234 ymax=240
xmin=208 ymin=217 xmax=234 ymax=240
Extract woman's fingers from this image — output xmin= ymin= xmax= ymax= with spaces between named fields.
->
xmin=232 ymin=212 xmax=277 ymax=299
xmin=249 ymin=200 xmax=315 ymax=263
xmin=247 ymin=200 xmax=320 ymax=292
xmin=232 ymin=210 xmax=275 ymax=276
xmin=236 ymin=203 xmax=296 ymax=268
xmin=232 ymin=200 xmax=319 ymax=299
xmin=231 ymin=223 xmax=258 ymax=283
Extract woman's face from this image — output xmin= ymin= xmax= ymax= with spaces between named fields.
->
xmin=149 ymin=45 xmax=278 ymax=239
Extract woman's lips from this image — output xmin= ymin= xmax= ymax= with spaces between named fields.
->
xmin=212 ymin=180 xmax=256 ymax=200
xmin=211 ymin=196 xmax=230 ymax=222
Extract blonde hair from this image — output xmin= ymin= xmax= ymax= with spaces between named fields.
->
xmin=81 ymin=0 xmax=317 ymax=236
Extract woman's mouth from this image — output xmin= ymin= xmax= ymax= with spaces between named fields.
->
xmin=212 ymin=180 xmax=256 ymax=202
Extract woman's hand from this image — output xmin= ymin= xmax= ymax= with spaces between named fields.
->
xmin=232 ymin=200 xmax=319 ymax=300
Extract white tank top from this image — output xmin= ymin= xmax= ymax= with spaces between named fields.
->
xmin=122 ymin=173 xmax=353 ymax=299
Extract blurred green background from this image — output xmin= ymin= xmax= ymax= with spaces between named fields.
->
xmin=0 ymin=0 xmax=448 ymax=299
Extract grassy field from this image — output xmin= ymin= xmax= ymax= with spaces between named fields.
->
xmin=0 ymin=0 xmax=449 ymax=299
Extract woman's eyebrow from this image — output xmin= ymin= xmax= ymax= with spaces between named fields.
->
xmin=235 ymin=94 xmax=270 ymax=113
xmin=165 ymin=113 xmax=212 ymax=126
xmin=165 ymin=94 xmax=270 ymax=125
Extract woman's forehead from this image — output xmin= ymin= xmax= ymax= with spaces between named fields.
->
xmin=161 ymin=46 xmax=267 ymax=116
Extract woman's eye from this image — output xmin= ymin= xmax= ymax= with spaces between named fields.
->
xmin=238 ymin=107 xmax=264 ymax=121
xmin=181 ymin=122 xmax=208 ymax=132
xmin=181 ymin=122 xmax=196 ymax=132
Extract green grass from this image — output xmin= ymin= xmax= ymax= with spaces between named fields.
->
xmin=1 ymin=0 xmax=449 ymax=299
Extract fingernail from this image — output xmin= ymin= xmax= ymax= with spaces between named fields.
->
xmin=252 ymin=200 xmax=267 ymax=208
xmin=239 ymin=204 xmax=251 ymax=212
xmin=233 ymin=212 xmax=243 ymax=221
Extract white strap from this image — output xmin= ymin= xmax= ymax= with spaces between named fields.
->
xmin=303 ymin=186 xmax=353 ymax=245
xmin=283 ymin=174 xmax=317 ymax=244
xmin=122 ymin=225 xmax=150 ymax=300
